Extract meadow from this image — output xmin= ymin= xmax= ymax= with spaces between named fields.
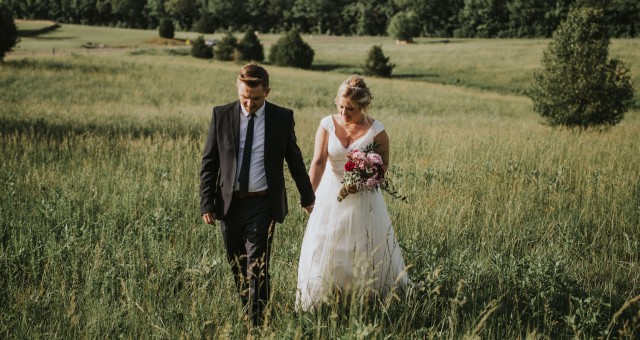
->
xmin=1 ymin=23 xmax=639 ymax=338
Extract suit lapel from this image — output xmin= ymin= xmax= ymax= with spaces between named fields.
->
xmin=264 ymin=102 xmax=273 ymax=160
xmin=231 ymin=101 xmax=241 ymax=158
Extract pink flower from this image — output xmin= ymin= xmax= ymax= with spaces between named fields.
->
xmin=351 ymin=150 xmax=366 ymax=161
xmin=367 ymin=153 xmax=382 ymax=165
xmin=366 ymin=178 xmax=380 ymax=188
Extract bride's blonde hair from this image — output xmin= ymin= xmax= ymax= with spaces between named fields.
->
xmin=335 ymin=75 xmax=373 ymax=112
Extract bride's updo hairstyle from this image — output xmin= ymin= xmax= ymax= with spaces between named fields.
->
xmin=335 ymin=75 xmax=373 ymax=112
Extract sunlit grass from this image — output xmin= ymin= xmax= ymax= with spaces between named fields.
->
xmin=1 ymin=43 xmax=639 ymax=338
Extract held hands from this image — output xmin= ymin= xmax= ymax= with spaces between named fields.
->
xmin=204 ymin=202 xmax=314 ymax=221
xmin=202 ymin=212 xmax=216 ymax=225
xmin=302 ymin=201 xmax=315 ymax=214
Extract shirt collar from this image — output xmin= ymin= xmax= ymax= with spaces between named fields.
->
xmin=240 ymin=101 xmax=266 ymax=118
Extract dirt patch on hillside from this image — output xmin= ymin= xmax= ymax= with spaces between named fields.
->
xmin=146 ymin=37 xmax=189 ymax=46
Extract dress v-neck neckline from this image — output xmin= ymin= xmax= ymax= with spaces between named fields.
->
xmin=331 ymin=116 xmax=373 ymax=149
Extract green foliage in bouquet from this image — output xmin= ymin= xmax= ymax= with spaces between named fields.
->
xmin=338 ymin=142 xmax=407 ymax=203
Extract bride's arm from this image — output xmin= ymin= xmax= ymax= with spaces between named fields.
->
xmin=374 ymin=130 xmax=390 ymax=173
xmin=309 ymin=124 xmax=329 ymax=192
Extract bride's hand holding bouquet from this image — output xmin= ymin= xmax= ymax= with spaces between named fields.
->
xmin=337 ymin=143 xmax=406 ymax=202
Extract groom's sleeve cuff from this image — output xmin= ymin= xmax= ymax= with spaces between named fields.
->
xmin=200 ymin=204 xmax=215 ymax=215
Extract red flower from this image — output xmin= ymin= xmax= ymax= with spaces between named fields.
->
xmin=344 ymin=161 xmax=356 ymax=172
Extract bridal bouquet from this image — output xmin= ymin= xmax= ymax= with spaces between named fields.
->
xmin=337 ymin=143 xmax=406 ymax=202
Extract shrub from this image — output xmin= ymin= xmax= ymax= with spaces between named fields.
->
xmin=237 ymin=30 xmax=264 ymax=62
xmin=387 ymin=11 xmax=420 ymax=42
xmin=195 ymin=13 xmax=216 ymax=34
xmin=269 ymin=29 xmax=314 ymax=69
xmin=190 ymin=36 xmax=213 ymax=59
xmin=214 ymin=32 xmax=237 ymax=61
xmin=158 ymin=18 xmax=174 ymax=39
xmin=0 ymin=4 xmax=18 ymax=62
xmin=529 ymin=7 xmax=634 ymax=128
xmin=362 ymin=45 xmax=394 ymax=78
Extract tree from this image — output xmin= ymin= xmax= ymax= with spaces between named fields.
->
xmin=214 ymin=32 xmax=237 ymax=61
xmin=158 ymin=18 xmax=174 ymax=38
xmin=0 ymin=4 xmax=18 ymax=62
xmin=341 ymin=0 xmax=391 ymax=36
xmin=195 ymin=12 xmax=217 ymax=34
xmin=529 ymin=7 xmax=634 ymax=128
xmin=454 ymin=0 xmax=510 ymax=38
xmin=204 ymin=0 xmax=246 ymax=32
xmin=362 ymin=45 xmax=394 ymax=78
xmin=387 ymin=11 xmax=420 ymax=42
xmin=243 ymin=0 xmax=293 ymax=33
xmin=577 ymin=0 xmax=640 ymax=37
xmin=111 ymin=0 xmax=148 ymax=28
xmin=237 ymin=30 xmax=264 ymax=62
xmin=506 ymin=0 xmax=572 ymax=38
xmin=164 ymin=0 xmax=200 ymax=30
xmin=269 ymin=29 xmax=314 ymax=69
xmin=146 ymin=0 xmax=168 ymax=28
xmin=393 ymin=0 xmax=464 ymax=37
xmin=291 ymin=0 xmax=344 ymax=34
xmin=191 ymin=35 xmax=213 ymax=59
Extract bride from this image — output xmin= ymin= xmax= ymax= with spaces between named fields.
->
xmin=296 ymin=75 xmax=410 ymax=311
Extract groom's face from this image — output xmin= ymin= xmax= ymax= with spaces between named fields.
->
xmin=237 ymin=80 xmax=270 ymax=114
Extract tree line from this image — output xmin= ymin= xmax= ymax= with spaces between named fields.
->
xmin=3 ymin=0 xmax=639 ymax=38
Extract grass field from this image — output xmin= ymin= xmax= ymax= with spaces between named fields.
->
xmin=1 ymin=23 xmax=639 ymax=338
xmin=11 ymin=22 xmax=640 ymax=99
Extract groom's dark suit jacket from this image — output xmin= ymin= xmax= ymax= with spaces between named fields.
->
xmin=200 ymin=101 xmax=315 ymax=223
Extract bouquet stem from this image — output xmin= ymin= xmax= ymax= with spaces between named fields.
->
xmin=337 ymin=186 xmax=350 ymax=202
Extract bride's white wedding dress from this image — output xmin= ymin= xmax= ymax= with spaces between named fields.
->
xmin=296 ymin=115 xmax=409 ymax=311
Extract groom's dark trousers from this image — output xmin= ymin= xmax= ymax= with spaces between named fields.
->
xmin=220 ymin=194 xmax=275 ymax=325
xmin=200 ymin=100 xmax=315 ymax=325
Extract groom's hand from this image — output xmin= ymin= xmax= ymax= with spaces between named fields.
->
xmin=202 ymin=213 xmax=216 ymax=225
xmin=303 ymin=202 xmax=315 ymax=214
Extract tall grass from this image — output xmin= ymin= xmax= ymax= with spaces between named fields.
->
xmin=1 ymin=50 xmax=639 ymax=338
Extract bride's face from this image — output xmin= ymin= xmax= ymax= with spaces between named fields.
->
xmin=336 ymin=97 xmax=362 ymax=123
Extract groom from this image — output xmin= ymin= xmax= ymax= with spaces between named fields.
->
xmin=200 ymin=63 xmax=315 ymax=325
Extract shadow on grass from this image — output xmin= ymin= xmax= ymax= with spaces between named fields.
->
xmin=310 ymin=63 xmax=355 ymax=72
xmin=32 ymin=36 xmax=78 ymax=40
xmin=392 ymin=73 xmax=441 ymax=80
xmin=18 ymin=23 xmax=61 ymax=37
xmin=5 ymin=58 xmax=122 ymax=74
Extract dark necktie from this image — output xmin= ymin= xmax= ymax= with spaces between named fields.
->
xmin=238 ymin=113 xmax=255 ymax=193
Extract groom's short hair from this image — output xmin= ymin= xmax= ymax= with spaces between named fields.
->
xmin=238 ymin=63 xmax=269 ymax=89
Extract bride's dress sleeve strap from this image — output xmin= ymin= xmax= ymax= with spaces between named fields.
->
xmin=373 ymin=120 xmax=385 ymax=135
xmin=320 ymin=115 xmax=334 ymax=133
